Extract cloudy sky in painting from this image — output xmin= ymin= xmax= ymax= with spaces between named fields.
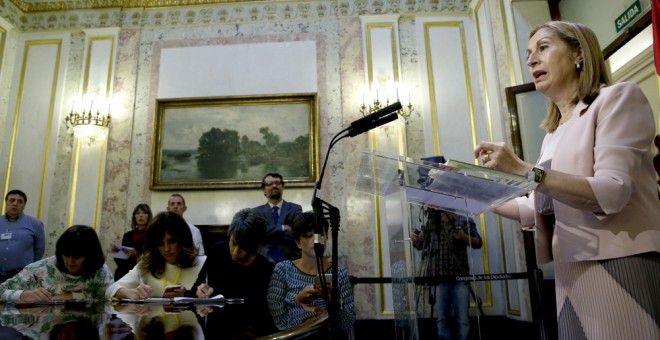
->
xmin=161 ymin=101 xmax=309 ymax=150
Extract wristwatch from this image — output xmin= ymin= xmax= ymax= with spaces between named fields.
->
xmin=529 ymin=165 xmax=546 ymax=183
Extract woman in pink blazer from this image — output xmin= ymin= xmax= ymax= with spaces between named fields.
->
xmin=475 ymin=21 xmax=660 ymax=339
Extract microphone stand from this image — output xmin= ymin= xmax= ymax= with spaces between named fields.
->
xmin=312 ymin=123 xmax=350 ymax=339
xmin=311 ymin=101 xmax=401 ymax=338
xmin=312 ymin=196 xmax=341 ymax=338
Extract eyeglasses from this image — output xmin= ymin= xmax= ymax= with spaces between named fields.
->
xmin=264 ymin=181 xmax=283 ymax=186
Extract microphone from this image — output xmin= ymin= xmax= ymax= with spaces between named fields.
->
xmin=313 ymin=233 xmax=325 ymax=257
xmin=348 ymin=112 xmax=398 ymax=137
xmin=349 ymin=101 xmax=402 ymax=130
xmin=312 ymin=197 xmax=325 ymax=258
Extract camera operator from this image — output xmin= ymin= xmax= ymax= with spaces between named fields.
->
xmin=411 ymin=208 xmax=482 ymax=340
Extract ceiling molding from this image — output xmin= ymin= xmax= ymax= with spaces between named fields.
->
xmin=1 ymin=0 xmax=471 ymax=32
xmin=10 ymin=0 xmax=252 ymax=13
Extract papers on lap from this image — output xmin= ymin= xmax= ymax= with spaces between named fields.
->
xmin=119 ymin=293 xmax=225 ymax=305
xmin=112 ymin=246 xmax=135 ymax=260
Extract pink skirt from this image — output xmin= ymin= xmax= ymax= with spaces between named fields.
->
xmin=554 ymin=252 xmax=660 ymax=339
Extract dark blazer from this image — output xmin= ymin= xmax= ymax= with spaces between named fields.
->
xmin=192 ymin=243 xmax=277 ymax=337
xmin=253 ymin=200 xmax=302 ymax=261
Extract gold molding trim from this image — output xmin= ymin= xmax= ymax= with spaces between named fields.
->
xmin=363 ymin=19 xmax=404 ymax=316
xmin=0 ymin=27 xmax=6 ymax=79
xmin=477 ymin=213 xmax=492 ymax=308
xmin=472 ymin=0 xmax=493 ymax=142
xmin=93 ymin=138 xmax=106 ymax=230
xmin=422 ymin=22 xmax=440 ymax=156
xmin=423 ymin=19 xmax=494 ymax=308
xmin=38 ymin=39 xmax=63 ymax=219
xmin=423 ymin=21 xmax=479 ymax=155
xmin=83 ymin=35 xmax=117 ymax=99
xmin=499 ymin=0 xmax=517 ymax=85
xmin=2 ymin=39 xmax=62 ymax=219
xmin=364 ymin=22 xmax=400 ymax=87
xmin=68 ymin=138 xmax=81 ymax=228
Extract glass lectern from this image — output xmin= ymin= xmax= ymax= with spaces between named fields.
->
xmin=356 ymin=151 xmax=537 ymax=339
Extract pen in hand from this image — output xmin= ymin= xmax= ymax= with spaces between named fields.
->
xmin=135 ymin=272 xmax=152 ymax=299
xmin=32 ymin=274 xmax=43 ymax=287
xmin=23 ymin=273 xmax=51 ymax=302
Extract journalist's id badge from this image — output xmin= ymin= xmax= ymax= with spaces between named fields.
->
xmin=1 ymin=232 xmax=12 ymax=240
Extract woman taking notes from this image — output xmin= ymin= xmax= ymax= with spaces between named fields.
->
xmin=0 ymin=225 xmax=112 ymax=302
xmin=106 ymin=212 xmax=206 ymax=299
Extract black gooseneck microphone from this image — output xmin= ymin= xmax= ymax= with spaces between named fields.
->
xmin=348 ymin=101 xmax=402 ymax=137
xmin=313 ymin=101 xmax=402 ymax=253
xmin=311 ymin=101 xmax=401 ymax=338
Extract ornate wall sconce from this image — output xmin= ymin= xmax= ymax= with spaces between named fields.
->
xmin=64 ymin=95 xmax=111 ymax=140
xmin=360 ymin=82 xmax=416 ymax=123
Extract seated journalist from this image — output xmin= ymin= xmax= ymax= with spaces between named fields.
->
xmin=0 ymin=225 xmax=113 ymax=302
xmin=193 ymin=208 xmax=277 ymax=337
xmin=106 ymin=212 xmax=206 ymax=300
xmin=267 ymin=211 xmax=355 ymax=334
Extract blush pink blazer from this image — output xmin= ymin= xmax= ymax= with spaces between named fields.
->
xmin=515 ymin=82 xmax=660 ymax=264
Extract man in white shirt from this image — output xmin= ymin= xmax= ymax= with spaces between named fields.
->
xmin=166 ymin=194 xmax=205 ymax=255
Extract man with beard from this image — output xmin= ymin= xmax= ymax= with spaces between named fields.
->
xmin=253 ymin=173 xmax=302 ymax=262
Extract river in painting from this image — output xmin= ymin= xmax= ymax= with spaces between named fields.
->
xmin=160 ymin=149 xmax=308 ymax=181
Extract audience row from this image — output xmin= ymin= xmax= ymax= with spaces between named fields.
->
xmin=0 ymin=172 xmax=356 ymax=336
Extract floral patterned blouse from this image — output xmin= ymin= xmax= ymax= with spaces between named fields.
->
xmin=0 ymin=256 xmax=114 ymax=301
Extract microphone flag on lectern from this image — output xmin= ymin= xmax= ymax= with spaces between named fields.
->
xmin=653 ymin=0 xmax=660 ymax=75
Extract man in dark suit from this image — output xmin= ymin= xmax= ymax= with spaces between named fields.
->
xmin=253 ymin=173 xmax=302 ymax=262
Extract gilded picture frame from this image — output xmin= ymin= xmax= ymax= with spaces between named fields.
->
xmin=150 ymin=94 xmax=319 ymax=190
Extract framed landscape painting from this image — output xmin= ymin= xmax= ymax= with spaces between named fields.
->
xmin=150 ymin=94 xmax=319 ymax=190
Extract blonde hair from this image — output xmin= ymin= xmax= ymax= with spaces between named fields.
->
xmin=529 ymin=21 xmax=611 ymax=133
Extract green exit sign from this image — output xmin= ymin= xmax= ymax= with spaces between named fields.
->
xmin=615 ymin=0 xmax=642 ymax=33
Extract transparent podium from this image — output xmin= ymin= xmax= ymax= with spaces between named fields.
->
xmin=355 ymin=151 xmax=537 ymax=339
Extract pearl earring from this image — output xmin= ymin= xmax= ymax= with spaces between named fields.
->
xmin=577 ymin=63 xmax=581 ymax=70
